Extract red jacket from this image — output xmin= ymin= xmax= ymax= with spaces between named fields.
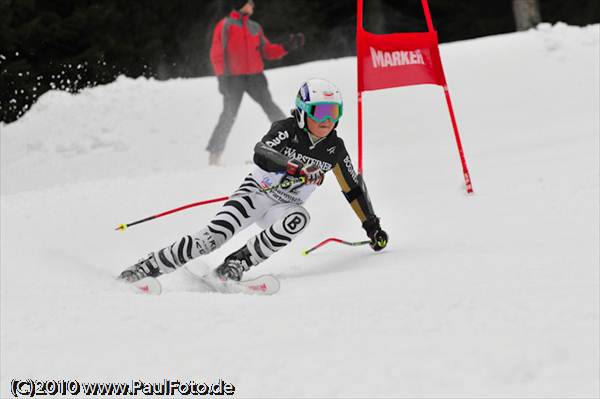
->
xmin=210 ymin=11 xmax=287 ymax=76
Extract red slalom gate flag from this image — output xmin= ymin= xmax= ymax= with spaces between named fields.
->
xmin=357 ymin=30 xmax=446 ymax=92
xmin=356 ymin=0 xmax=473 ymax=193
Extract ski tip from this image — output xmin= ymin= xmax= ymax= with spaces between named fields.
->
xmin=115 ymin=224 xmax=127 ymax=232
xmin=242 ymin=275 xmax=280 ymax=295
xmin=301 ymin=250 xmax=308 ymax=256
xmin=130 ymin=277 xmax=162 ymax=295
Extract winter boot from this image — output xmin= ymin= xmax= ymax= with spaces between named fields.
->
xmin=215 ymin=246 xmax=258 ymax=281
xmin=119 ymin=253 xmax=162 ymax=283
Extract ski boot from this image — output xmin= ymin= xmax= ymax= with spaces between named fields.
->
xmin=214 ymin=246 xmax=257 ymax=282
xmin=119 ymin=253 xmax=162 ymax=283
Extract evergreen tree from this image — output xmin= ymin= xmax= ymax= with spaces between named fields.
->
xmin=1 ymin=0 xmax=598 ymax=124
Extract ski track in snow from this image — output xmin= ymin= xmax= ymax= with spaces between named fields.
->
xmin=1 ymin=23 xmax=599 ymax=397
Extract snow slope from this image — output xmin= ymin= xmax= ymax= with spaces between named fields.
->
xmin=1 ymin=23 xmax=599 ymax=397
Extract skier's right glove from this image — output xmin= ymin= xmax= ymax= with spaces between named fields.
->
xmin=287 ymin=159 xmax=324 ymax=185
xmin=362 ymin=216 xmax=388 ymax=252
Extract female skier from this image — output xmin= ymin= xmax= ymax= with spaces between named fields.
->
xmin=119 ymin=78 xmax=388 ymax=283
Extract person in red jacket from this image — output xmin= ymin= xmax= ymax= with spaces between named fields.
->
xmin=207 ymin=0 xmax=304 ymax=165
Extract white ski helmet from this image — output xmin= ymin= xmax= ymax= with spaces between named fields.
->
xmin=294 ymin=78 xmax=343 ymax=129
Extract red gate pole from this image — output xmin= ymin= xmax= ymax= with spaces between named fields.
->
xmin=357 ymin=92 xmax=364 ymax=174
xmin=421 ymin=0 xmax=474 ymax=194
xmin=442 ymin=86 xmax=474 ymax=193
xmin=356 ymin=0 xmax=365 ymax=174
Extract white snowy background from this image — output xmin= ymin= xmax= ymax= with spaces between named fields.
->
xmin=1 ymin=23 xmax=599 ymax=398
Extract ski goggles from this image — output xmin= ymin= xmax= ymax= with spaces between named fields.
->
xmin=298 ymin=101 xmax=343 ymax=123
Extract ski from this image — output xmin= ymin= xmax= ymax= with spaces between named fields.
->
xmin=184 ymin=267 xmax=280 ymax=296
xmin=125 ymin=270 xmax=279 ymax=296
xmin=130 ymin=276 xmax=162 ymax=295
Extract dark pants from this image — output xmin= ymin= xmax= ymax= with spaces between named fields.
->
xmin=206 ymin=73 xmax=286 ymax=154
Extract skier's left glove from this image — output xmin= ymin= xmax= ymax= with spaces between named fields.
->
xmin=362 ymin=216 xmax=388 ymax=252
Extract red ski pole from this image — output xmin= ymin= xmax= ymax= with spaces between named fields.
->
xmin=115 ymin=196 xmax=229 ymax=232
xmin=115 ymin=177 xmax=306 ymax=232
xmin=302 ymin=237 xmax=371 ymax=255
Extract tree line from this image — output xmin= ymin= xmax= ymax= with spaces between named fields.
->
xmin=1 ymin=0 xmax=598 ymax=124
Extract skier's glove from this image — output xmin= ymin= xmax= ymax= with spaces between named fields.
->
xmin=301 ymin=164 xmax=324 ymax=185
xmin=362 ymin=216 xmax=388 ymax=252
xmin=286 ymin=159 xmax=324 ymax=185
xmin=284 ymin=33 xmax=305 ymax=52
